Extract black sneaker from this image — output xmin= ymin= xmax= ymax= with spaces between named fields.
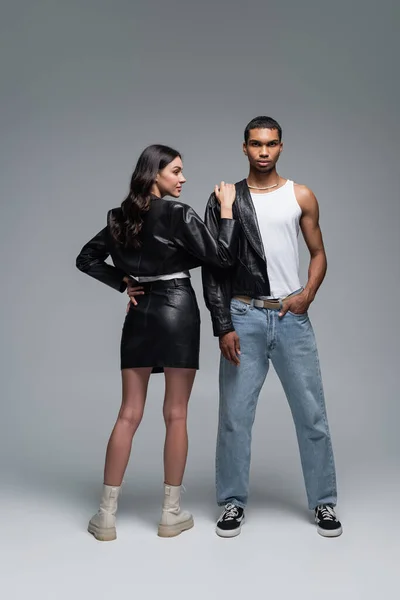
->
xmin=315 ymin=505 xmax=342 ymax=537
xmin=216 ymin=503 xmax=245 ymax=538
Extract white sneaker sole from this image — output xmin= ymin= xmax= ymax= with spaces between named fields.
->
xmin=87 ymin=522 xmax=117 ymax=542
xmin=216 ymin=516 xmax=245 ymax=538
xmin=157 ymin=516 xmax=194 ymax=538
xmin=317 ymin=525 xmax=343 ymax=538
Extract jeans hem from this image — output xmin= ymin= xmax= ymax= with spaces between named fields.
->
xmin=217 ymin=500 xmax=247 ymax=509
xmin=310 ymin=500 xmax=337 ymax=510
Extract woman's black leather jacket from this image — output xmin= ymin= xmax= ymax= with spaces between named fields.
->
xmin=76 ymin=196 xmax=239 ymax=292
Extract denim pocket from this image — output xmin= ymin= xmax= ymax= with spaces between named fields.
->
xmin=287 ymin=309 xmax=308 ymax=317
xmin=284 ymin=287 xmax=307 ymax=316
xmin=230 ymin=298 xmax=250 ymax=316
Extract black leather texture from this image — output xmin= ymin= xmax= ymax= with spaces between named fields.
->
xmin=120 ymin=278 xmax=200 ymax=373
xmin=76 ymin=196 xmax=239 ymax=292
xmin=202 ymin=179 xmax=271 ymax=337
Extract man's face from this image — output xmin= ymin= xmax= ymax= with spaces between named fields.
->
xmin=243 ymin=128 xmax=283 ymax=173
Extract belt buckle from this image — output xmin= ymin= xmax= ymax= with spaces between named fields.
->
xmin=254 ymin=298 xmax=280 ymax=309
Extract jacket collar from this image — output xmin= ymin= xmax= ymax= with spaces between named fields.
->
xmin=235 ymin=179 xmax=265 ymax=261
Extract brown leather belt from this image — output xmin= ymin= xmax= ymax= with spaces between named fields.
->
xmin=233 ymin=295 xmax=287 ymax=310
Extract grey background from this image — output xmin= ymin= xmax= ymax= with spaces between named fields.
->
xmin=1 ymin=0 xmax=398 ymax=597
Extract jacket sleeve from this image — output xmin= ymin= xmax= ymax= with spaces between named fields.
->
xmin=170 ymin=201 xmax=239 ymax=268
xmin=201 ymin=194 xmax=236 ymax=337
xmin=76 ymin=225 xmax=128 ymax=293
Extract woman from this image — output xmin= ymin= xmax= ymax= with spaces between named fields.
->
xmin=76 ymin=144 xmax=238 ymax=541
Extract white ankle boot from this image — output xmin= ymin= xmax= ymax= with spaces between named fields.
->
xmin=88 ymin=484 xmax=120 ymax=541
xmin=157 ymin=484 xmax=194 ymax=538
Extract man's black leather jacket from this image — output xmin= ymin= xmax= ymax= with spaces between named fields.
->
xmin=202 ymin=179 xmax=271 ymax=337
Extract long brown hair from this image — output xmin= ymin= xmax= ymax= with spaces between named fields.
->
xmin=110 ymin=144 xmax=181 ymax=248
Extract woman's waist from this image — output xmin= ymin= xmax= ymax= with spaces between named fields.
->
xmin=132 ymin=271 xmax=190 ymax=283
xmin=132 ymin=275 xmax=192 ymax=292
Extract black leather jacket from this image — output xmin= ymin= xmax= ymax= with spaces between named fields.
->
xmin=202 ymin=179 xmax=271 ymax=337
xmin=76 ymin=196 xmax=239 ymax=291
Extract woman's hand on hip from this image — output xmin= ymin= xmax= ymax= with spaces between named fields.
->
xmin=124 ymin=277 xmax=145 ymax=311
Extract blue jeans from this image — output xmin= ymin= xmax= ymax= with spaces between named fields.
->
xmin=216 ymin=293 xmax=337 ymax=510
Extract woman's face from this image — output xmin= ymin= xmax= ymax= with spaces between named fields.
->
xmin=153 ymin=156 xmax=186 ymax=198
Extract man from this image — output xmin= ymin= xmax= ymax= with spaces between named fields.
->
xmin=202 ymin=116 xmax=342 ymax=538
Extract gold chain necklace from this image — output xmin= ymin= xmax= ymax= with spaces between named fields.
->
xmin=247 ymin=178 xmax=280 ymax=190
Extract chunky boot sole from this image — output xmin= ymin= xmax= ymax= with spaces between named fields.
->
xmin=87 ymin=522 xmax=117 ymax=542
xmin=157 ymin=516 xmax=194 ymax=538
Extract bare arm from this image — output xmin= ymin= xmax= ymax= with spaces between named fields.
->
xmin=297 ymin=184 xmax=327 ymax=301
xmin=279 ymin=184 xmax=327 ymax=316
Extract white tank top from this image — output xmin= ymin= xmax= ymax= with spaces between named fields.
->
xmin=251 ymin=180 xmax=302 ymax=299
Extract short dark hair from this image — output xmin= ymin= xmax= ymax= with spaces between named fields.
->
xmin=244 ymin=116 xmax=282 ymax=144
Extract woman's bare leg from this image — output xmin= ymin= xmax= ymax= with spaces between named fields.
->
xmin=103 ymin=367 xmax=152 ymax=486
xmin=162 ymin=368 xmax=196 ymax=485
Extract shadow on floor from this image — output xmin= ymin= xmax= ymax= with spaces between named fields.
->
xmin=6 ymin=464 xmax=311 ymax=527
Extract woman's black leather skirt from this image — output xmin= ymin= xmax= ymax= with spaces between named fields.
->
xmin=120 ymin=278 xmax=200 ymax=373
